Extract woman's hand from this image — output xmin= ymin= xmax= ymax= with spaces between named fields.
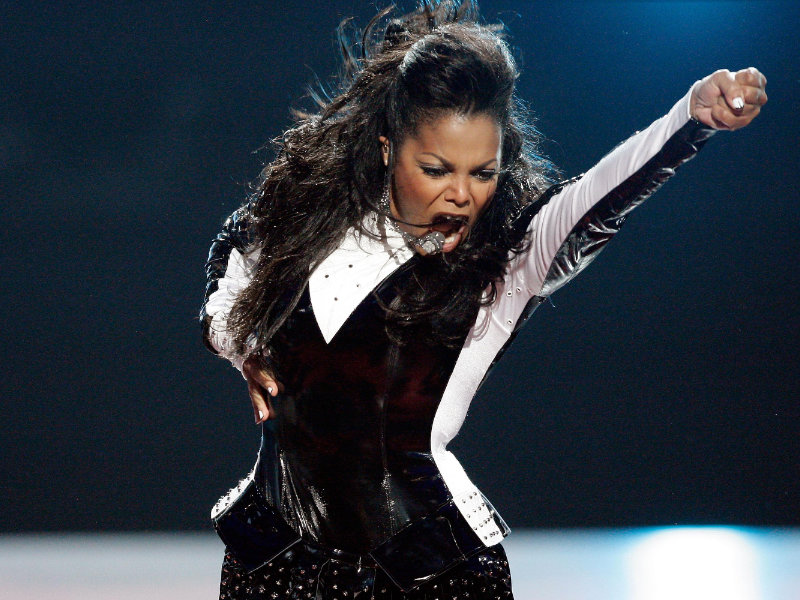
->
xmin=242 ymin=355 xmax=282 ymax=424
xmin=690 ymin=67 xmax=767 ymax=131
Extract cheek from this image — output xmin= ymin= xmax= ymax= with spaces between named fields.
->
xmin=477 ymin=182 xmax=498 ymax=213
xmin=394 ymin=173 xmax=440 ymax=211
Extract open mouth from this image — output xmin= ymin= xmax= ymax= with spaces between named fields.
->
xmin=429 ymin=214 xmax=468 ymax=235
xmin=428 ymin=214 xmax=469 ymax=252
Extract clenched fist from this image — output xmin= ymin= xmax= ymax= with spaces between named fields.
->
xmin=691 ymin=67 xmax=767 ymax=131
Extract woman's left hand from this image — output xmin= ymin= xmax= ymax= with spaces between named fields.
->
xmin=690 ymin=67 xmax=767 ymax=131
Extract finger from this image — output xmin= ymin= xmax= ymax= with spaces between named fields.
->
xmin=724 ymin=68 xmax=769 ymax=113
xmin=243 ymin=360 xmax=280 ymax=394
xmin=715 ymin=90 xmax=764 ymax=114
xmin=261 ymin=377 xmax=282 ymax=397
xmin=247 ymin=378 xmax=271 ymax=424
xmin=710 ymin=69 xmax=749 ymax=114
xmin=734 ymin=67 xmax=767 ymax=89
xmin=733 ymin=80 xmax=767 ymax=109
xmin=710 ymin=102 xmax=760 ymax=131
xmin=253 ymin=371 xmax=280 ymax=394
xmin=725 ymin=86 xmax=767 ymax=108
xmin=747 ymin=86 xmax=767 ymax=107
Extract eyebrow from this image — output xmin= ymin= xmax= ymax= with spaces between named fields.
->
xmin=417 ymin=152 xmax=499 ymax=170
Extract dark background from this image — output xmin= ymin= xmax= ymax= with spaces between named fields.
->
xmin=2 ymin=1 xmax=798 ymax=532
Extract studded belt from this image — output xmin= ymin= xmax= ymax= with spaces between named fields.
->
xmin=211 ymin=471 xmax=510 ymax=592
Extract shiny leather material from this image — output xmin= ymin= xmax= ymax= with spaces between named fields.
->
xmin=204 ymin=117 xmax=716 ymax=593
xmin=257 ymin=257 xmax=465 ymax=554
xmin=219 ymin=535 xmax=513 ymax=599
xmin=539 ymin=118 xmax=716 ymax=297
xmin=368 ymin=497 xmax=503 ymax=591
xmin=214 ymin=470 xmax=508 ymax=592
xmin=478 ymin=118 xmax=716 ymax=387
xmin=213 ymin=475 xmax=302 ymax=573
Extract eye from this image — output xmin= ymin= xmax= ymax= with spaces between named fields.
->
xmin=420 ymin=166 xmax=447 ymax=178
xmin=473 ymin=170 xmax=498 ymax=182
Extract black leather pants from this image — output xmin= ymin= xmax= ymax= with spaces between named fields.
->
xmin=219 ymin=539 xmax=514 ymax=600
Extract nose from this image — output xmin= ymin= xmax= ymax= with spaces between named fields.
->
xmin=445 ymin=174 xmax=471 ymax=207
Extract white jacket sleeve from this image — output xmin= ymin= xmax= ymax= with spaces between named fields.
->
xmin=204 ymin=246 xmax=261 ymax=373
xmin=522 ymin=81 xmax=714 ymax=296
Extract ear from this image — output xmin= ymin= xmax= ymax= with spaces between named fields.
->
xmin=378 ymin=135 xmax=390 ymax=167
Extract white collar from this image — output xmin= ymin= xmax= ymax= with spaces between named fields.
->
xmin=308 ymin=213 xmax=415 ymax=343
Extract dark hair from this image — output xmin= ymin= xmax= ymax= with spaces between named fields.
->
xmin=227 ymin=0 xmax=556 ymax=354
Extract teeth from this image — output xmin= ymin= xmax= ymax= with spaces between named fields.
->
xmin=445 ymin=232 xmax=458 ymax=244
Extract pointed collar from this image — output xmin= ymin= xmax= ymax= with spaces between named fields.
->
xmin=308 ymin=213 xmax=415 ymax=343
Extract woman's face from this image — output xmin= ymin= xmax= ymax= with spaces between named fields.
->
xmin=380 ymin=112 xmax=502 ymax=253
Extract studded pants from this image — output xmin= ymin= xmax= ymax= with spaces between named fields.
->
xmin=219 ymin=540 xmax=514 ymax=600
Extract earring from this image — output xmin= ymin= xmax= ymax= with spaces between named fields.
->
xmin=379 ymin=141 xmax=392 ymax=213
xmin=379 ymin=178 xmax=391 ymax=213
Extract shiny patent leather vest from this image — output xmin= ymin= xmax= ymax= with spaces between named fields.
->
xmin=255 ymin=256 xmax=467 ymax=554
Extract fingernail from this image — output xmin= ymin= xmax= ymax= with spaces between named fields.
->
xmin=732 ymin=97 xmax=744 ymax=110
xmin=267 ymin=386 xmax=273 ymax=395
xmin=257 ymin=410 xmax=264 ymax=421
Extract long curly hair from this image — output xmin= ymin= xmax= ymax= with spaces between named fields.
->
xmin=227 ymin=0 xmax=557 ymax=354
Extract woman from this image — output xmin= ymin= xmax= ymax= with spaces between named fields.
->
xmin=200 ymin=2 xmax=766 ymax=598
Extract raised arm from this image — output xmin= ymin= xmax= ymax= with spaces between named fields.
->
xmin=518 ymin=68 xmax=766 ymax=297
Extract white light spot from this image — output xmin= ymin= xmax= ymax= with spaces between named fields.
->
xmin=626 ymin=527 xmax=760 ymax=600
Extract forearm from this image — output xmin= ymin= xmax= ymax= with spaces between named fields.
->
xmin=521 ymin=82 xmax=716 ymax=296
